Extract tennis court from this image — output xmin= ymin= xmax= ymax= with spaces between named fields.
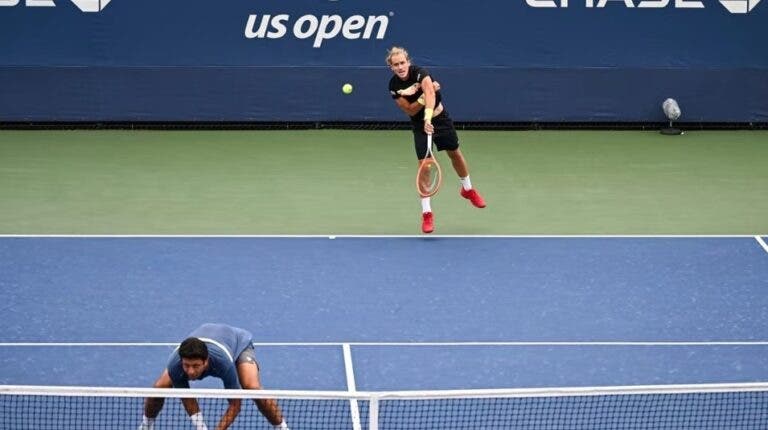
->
xmin=2 ymin=127 xmax=768 ymax=429
xmin=1 ymin=0 xmax=767 ymax=425
xmin=1 ymin=234 xmax=767 ymax=428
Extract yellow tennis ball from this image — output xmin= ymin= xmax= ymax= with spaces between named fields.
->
xmin=342 ymin=83 xmax=353 ymax=94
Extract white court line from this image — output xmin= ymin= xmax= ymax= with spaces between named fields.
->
xmin=0 ymin=234 xmax=763 ymax=238
xmin=756 ymin=236 xmax=768 ymax=254
xmin=2 ymin=341 xmax=768 ymax=347
xmin=342 ymin=344 xmax=362 ymax=430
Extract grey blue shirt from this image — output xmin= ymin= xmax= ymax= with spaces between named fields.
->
xmin=166 ymin=323 xmax=254 ymax=389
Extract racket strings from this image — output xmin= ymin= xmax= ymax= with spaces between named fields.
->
xmin=417 ymin=158 xmax=442 ymax=197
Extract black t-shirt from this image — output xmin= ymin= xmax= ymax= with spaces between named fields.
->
xmin=388 ymin=65 xmax=442 ymax=123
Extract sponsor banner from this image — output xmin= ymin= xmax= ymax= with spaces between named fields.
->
xmin=0 ymin=0 xmax=765 ymax=67
xmin=1 ymin=0 xmax=765 ymax=121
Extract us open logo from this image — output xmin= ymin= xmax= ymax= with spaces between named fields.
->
xmin=0 ymin=0 xmax=111 ymax=12
xmin=245 ymin=13 xmax=390 ymax=48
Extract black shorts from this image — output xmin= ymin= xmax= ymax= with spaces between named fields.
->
xmin=412 ymin=110 xmax=459 ymax=160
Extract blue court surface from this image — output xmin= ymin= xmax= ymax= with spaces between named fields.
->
xmin=1 ymin=236 xmax=767 ymax=393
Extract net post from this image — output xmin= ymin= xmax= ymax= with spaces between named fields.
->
xmin=368 ymin=393 xmax=379 ymax=430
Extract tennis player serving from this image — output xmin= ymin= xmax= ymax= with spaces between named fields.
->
xmin=139 ymin=323 xmax=289 ymax=430
xmin=387 ymin=46 xmax=486 ymax=234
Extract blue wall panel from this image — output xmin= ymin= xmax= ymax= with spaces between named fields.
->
xmin=2 ymin=67 xmax=766 ymax=122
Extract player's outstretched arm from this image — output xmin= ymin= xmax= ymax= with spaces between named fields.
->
xmin=420 ymin=76 xmax=438 ymax=134
xmin=420 ymin=76 xmax=437 ymax=110
xmin=417 ymin=81 xmax=440 ymax=105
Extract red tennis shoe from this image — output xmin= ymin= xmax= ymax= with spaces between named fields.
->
xmin=460 ymin=188 xmax=486 ymax=208
xmin=421 ymin=212 xmax=434 ymax=234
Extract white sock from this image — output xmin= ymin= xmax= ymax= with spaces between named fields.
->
xmin=460 ymin=176 xmax=472 ymax=190
xmin=273 ymin=421 xmax=290 ymax=429
xmin=189 ymin=412 xmax=207 ymax=430
xmin=421 ymin=197 xmax=432 ymax=213
xmin=139 ymin=416 xmax=155 ymax=430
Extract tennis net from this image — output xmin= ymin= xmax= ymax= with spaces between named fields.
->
xmin=1 ymin=382 xmax=767 ymax=429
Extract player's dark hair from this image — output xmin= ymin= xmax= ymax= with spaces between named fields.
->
xmin=178 ymin=337 xmax=209 ymax=360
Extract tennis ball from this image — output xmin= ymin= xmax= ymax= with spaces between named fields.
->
xmin=342 ymin=83 xmax=353 ymax=94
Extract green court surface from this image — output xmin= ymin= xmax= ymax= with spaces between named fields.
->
xmin=0 ymin=129 xmax=766 ymax=235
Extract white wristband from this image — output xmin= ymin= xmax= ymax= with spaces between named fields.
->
xmin=273 ymin=420 xmax=290 ymax=429
xmin=189 ymin=412 xmax=208 ymax=430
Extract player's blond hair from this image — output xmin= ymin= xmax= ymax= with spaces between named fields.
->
xmin=386 ymin=46 xmax=410 ymax=65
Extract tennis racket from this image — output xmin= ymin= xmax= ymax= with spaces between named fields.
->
xmin=415 ymin=134 xmax=442 ymax=197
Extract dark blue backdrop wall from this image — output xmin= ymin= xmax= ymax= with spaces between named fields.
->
xmin=1 ymin=0 xmax=766 ymax=122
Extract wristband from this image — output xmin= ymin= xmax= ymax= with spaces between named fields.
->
xmin=423 ymin=107 xmax=434 ymax=123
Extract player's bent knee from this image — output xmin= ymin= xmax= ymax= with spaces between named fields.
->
xmin=243 ymin=380 xmax=263 ymax=390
